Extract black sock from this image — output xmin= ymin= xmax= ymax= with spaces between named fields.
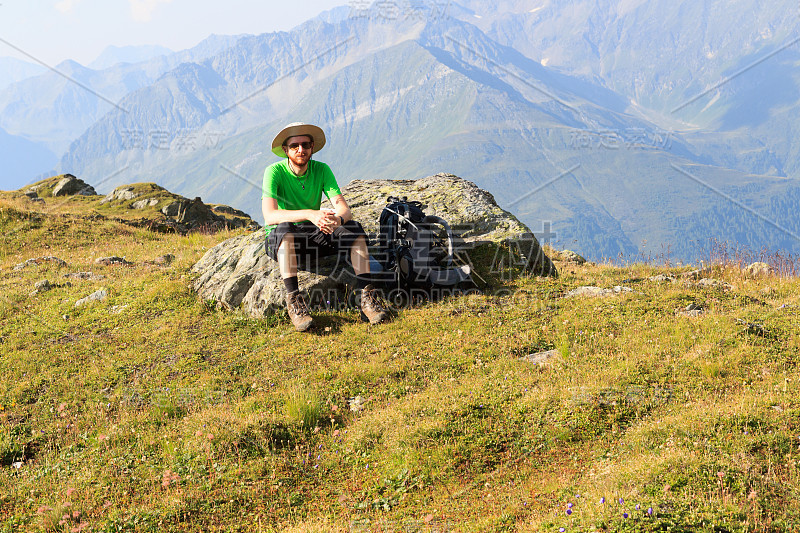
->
xmin=283 ymin=276 xmax=299 ymax=294
xmin=355 ymin=274 xmax=372 ymax=291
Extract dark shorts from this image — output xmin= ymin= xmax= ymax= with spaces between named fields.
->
xmin=265 ymin=220 xmax=368 ymax=264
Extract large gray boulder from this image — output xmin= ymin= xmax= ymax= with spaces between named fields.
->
xmin=192 ymin=174 xmax=556 ymax=316
xmin=51 ymin=174 xmax=96 ymax=196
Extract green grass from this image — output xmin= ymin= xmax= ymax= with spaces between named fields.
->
xmin=1 ymin=193 xmax=799 ymax=532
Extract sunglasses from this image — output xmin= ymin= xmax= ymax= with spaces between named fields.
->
xmin=286 ymin=141 xmax=313 ymax=151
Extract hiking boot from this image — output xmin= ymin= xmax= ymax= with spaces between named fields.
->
xmin=286 ymin=290 xmax=313 ymax=332
xmin=360 ymin=284 xmax=388 ymax=324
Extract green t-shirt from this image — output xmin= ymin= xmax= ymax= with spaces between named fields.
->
xmin=262 ymin=159 xmax=343 ymax=236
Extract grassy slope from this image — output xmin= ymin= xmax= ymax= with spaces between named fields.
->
xmin=1 ymin=191 xmax=799 ymax=533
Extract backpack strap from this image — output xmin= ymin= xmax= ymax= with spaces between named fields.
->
xmin=422 ymin=215 xmax=454 ymax=263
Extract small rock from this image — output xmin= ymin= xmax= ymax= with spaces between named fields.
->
xmin=696 ymin=278 xmax=732 ymax=291
xmin=131 ymin=198 xmax=160 ymax=210
xmin=30 ymin=279 xmax=69 ymax=295
xmin=75 ymin=288 xmax=109 ymax=307
xmin=555 ymin=250 xmax=587 ymax=265
xmin=682 ymin=267 xmax=714 ymax=280
xmin=23 ymin=191 xmax=38 ymax=199
xmin=520 ymin=349 xmax=559 ymax=366
xmin=565 ymin=286 xmax=633 ymax=298
xmin=160 ymin=201 xmax=184 ymax=217
xmin=648 ymin=274 xmax=675 ymax=283
xmin=565 ymin=286 xmax=606 ymax=298
xmin=64 ymin=272 xmax=106 ymax=281
xmin=744 ymin=262 xmax=774 ymax=278
xmin=95 ymin=256 xmax=133 ymax=266
xmin=677 ymin=302 xmax=705 ymax=318
xmin=34 ymin=280 xmax=53 ymax=292
xmin=736 ymin=319 xmax=770 ymax=337
xmin=100 ymin=186 xmax=140 ymax=204
xmin=348 ymin=395 xmax=367 ymax=412
xmin=13 ymin=256 xmax=68 ymax=271
xmin=154 ymin=254 xmax=175 ymax=266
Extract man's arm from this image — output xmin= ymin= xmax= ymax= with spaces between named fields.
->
xmin=329 ymin=194 xmax=352 ymax=224
xmin=262 ymin=197 xmax=339 ymax=233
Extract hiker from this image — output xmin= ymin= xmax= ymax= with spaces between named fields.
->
xmin=262 ymin=122 xmax=388 ymax=331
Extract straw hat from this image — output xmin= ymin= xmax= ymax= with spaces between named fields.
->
xmin=271 ymin=122 xmax=326 ymax=158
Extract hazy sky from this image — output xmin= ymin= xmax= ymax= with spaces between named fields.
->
xmin=0 ymin=0 xmax=347 ymax=66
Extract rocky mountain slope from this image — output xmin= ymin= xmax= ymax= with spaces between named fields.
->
xmin=457 ymin=0 xmax=800 ymax=177
xmin=6 ymin=174 xmax=257 ymax=235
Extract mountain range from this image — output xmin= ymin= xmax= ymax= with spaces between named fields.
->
xmin=88 ymin=44 xmax=175 ymax=71
xmin=0 ymin=34 xmax=242 ymax=182
xmin=2 ymin=0 xmax=799 ymax=261
xmin=0 ymin=57 xmax=46 ymax=91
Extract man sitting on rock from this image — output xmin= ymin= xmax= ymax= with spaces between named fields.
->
xmin=262 ymin=122 xmax=388 ymax=331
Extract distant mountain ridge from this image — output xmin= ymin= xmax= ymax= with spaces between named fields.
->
xmin=5 ymin=1 xmax=800 ymax=261
xmin=0 ymin=57 xmax=46 ymax=91
xmin=457 ymin=0 xmax=800 ymax=178
xmin=0 ymin=34 xmax=243 ymax=160
xmin=88 ymin=44 xmax=174 ymax=70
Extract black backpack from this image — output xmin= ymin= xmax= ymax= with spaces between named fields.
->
xmin=375 ymin=196 xmax=471 ymax=292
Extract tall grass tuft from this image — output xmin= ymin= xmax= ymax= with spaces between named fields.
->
xmin=709 ymin=237 xmax=798 ymax=277
xmin=284 ymin=385 xmax=324 ymax=430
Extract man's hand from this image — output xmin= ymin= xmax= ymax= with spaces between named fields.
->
xmin=313 ymin=209 xmax=340 ymax=234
